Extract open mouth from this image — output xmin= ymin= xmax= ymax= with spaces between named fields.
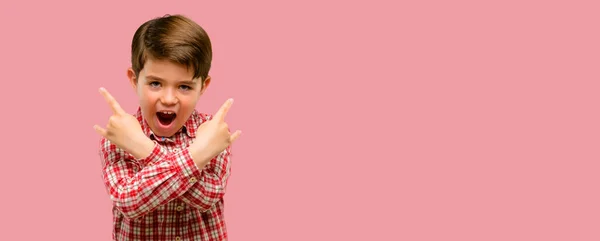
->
xmin=157 ymin=111 xmax=177 ymax=126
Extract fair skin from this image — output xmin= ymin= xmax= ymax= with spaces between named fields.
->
xmin=93 ymin=57 xmax=241 ymax=168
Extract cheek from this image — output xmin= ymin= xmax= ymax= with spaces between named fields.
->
xmin=142 ymin=89 xmax=160 ymax=100
xmin=179 ymin=97 xmax=194 ymax=107
xmin=138 ymin=91 xmax=160 ymax=107
xmin=179 ymin=95 xmax=199 ymax=108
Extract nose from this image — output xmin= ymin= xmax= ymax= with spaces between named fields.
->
xmin=160 ymin=89 xmax=179 ymax=105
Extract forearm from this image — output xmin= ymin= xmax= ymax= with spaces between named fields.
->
xmin=101 ymin=140 xmax=202 ymax=219
xmin=179 ymin=148 xmax=231 ymax=211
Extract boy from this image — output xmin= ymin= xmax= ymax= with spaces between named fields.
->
xmin=94 ymin=14 xmax=241 ymax=241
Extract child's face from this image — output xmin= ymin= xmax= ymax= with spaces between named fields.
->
xmin=128 ymin=57 xmax=210 ymax=137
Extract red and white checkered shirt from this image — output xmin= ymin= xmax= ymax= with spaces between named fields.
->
xmin=99 ymin=107 xmax=232 ymax=241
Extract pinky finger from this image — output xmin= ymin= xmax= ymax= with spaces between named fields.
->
xmin=93 ymin=125 xmax=108 ymax=137
xmin=230 ymin=130 xmax=242 ymax=143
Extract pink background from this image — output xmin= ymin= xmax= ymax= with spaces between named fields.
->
xmin=1 ymin=0 xmax=599 ymax=240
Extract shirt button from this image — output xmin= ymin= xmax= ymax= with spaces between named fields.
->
xmin=175 ymin=237 xmax=181 ymax=241
xmin=189 ymin=177 xmax=197 ymax=183
xmin=176 ymin=206 xmax=183 ymax=211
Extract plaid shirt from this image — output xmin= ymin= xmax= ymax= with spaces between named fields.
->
xmin=99 ymin=107 xmax=232 ymax=241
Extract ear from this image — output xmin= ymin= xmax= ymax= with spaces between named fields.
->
xmin=199 ymin=75 xmax=211 ymax=95
xmin=127 ymin=68 xmax=138 ymax=90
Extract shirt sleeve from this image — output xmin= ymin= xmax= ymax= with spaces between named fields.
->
xmin=99 ymin=137 xmax=203 ymax=220
xmin=178 ymin=146 xmax=232 ymax=212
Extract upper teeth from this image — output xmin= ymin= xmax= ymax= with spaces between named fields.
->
xmin=162 ymin=111 xmax=174 ymax=114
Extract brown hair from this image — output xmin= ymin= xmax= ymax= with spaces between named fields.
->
xmin=131 ymin=14 xmax=212 ymax=82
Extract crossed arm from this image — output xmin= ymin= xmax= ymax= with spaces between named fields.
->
xmin=100 ymin=138 xmax=232 ymax=219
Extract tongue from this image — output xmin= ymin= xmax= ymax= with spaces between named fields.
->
xmin=157 ymin=113 xmax=175 ymax=125
xmin=158 ymin=117 xmax=173 ymax=125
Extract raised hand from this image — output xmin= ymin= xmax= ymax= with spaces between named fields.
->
xmin=94 ymin=87 xmax=151 ymax=157
xmin=192 ymin=98 xmax=242 ymax=162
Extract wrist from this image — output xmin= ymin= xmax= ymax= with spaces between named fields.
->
xmin=130 ymin=136 xmax=155 ymax=160
xmin=189 ymin=141 xmax=211 ymax=169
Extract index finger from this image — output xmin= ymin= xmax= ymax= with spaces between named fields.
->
xmin=99 ymin=87 xmax=125 ymax=115
xmin=214 ymin=98 xmax=233 ymax=121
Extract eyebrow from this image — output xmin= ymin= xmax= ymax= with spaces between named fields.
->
xmin=146 ymin=75 xmax=197 ymax=85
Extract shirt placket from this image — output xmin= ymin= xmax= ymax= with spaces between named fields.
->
xmin=174 ymin=200 xmax=186 ymax=241
xmin=164 ymin=137 xmax=186 ymax=241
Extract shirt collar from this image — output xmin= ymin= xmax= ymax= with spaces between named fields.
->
xmin=135 ymin=107 xmax=201 ymax=139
